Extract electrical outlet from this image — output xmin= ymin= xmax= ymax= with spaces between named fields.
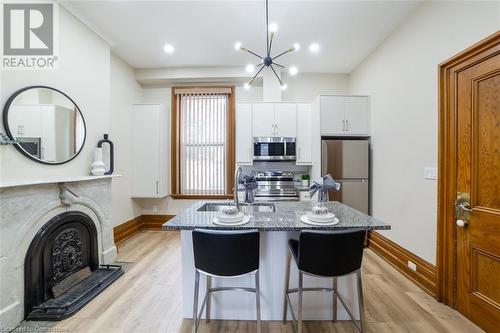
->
xmin=407 ymin=260 xmax=417 ymax=271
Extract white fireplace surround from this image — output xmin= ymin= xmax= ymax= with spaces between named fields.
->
xmin=0 ymin=177 xmax=118 ymax=330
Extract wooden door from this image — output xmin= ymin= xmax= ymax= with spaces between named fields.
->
xmin=438 ymin=32 xmax=500 ymax=333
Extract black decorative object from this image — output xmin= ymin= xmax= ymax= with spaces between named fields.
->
xmin=2 ymin=85 xmax=86 ymax=165
xmin=235 ymin=0 xmax=300 ymax=89
xmin=97 ymin=134 xmax=114 ymax=175
xmin=24 ymin=211 xmax=123 ymax=321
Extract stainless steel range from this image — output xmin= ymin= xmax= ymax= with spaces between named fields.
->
xmin=254 ymin=171 xmax=299 ymax=202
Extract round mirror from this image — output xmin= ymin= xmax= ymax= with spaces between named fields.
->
xmin=3 ymin=86 xmax=86 ymax=164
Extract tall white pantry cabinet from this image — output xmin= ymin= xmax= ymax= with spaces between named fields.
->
xmin=131 ymin=103 xmax=169 ymax=198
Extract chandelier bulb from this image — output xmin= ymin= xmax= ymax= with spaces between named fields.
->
xmin=280 ymin=83 xmax=288 ymax=91
xmin=234 ymin=42 xmax=242 ymax=51
xmin=244 ymin=83 xmax=251 ymax=90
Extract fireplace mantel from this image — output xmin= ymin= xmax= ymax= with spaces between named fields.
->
xmin=0 ymin=176 xmax=117 ymax=330
xmin=0 ymin=174 xmax=122 ymax=189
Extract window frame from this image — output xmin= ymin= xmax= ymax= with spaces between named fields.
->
xmin=170 ymin=86 xmax=235 ymax=199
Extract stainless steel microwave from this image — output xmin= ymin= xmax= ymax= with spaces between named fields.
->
xmin=253 ymin=137 xmax=296 ymax=161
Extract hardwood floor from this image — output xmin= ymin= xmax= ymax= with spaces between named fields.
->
xmin=21 ymin=230 xmax=482 ymax=333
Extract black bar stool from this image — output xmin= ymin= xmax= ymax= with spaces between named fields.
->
xmin=192 ymin=229 xmax=261 ymax=333
xmin=283 ymin=229 xmax=366 ymax=333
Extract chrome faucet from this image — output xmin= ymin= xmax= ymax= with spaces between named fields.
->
xmin=234 ymin=166 xmax=242 ymax=209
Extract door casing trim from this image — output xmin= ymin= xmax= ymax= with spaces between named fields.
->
xmin=437 ymin=31 xmax=500 ymax=306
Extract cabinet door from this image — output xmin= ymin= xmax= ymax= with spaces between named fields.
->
xmin=296 ymin=103 xmax=312 ymax=165
xmin=132 ymin=104 xmax=161 ymax=197
xmin=320 ymin=96 xmax=345 ymax=135
xmin=274 ymin=103 xmax=297 ymax=137
xmin=252 ymin=103 xmax=274 ymax=137
xmin=345 ymin=96 xmax=369 ymax=135
xmin=236 ymin=103 xmax=253 ymax=165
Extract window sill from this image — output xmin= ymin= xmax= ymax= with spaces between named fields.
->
xmin=170 ymin=194 xmax=233 ymax=200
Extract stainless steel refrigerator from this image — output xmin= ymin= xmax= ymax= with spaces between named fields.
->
xmin=322 ymin=139 xmax=370 ymax=214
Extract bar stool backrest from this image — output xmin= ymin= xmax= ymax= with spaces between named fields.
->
xmin=192 ymin=229 xmax=260 ymax=277
xmin=298 ymin=229 xmax=366 ymax=277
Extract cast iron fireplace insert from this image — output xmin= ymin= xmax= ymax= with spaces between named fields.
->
xmin=24 ymin=211 xmax=123 ymax=321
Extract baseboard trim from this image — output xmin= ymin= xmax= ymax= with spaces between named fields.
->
xmin=113 ymin=214 xmax=175 ymax=245
xmin=367 ymin=231 xmax=437 ymax=297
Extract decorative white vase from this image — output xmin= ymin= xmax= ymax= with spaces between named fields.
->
xmin=91 ymin=148 xmax=106 ymax=176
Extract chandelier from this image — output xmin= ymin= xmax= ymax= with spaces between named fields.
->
xmin=235 ymin=0 xmax=299 ymax=90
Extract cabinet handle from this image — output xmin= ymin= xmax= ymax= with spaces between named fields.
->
xmin=249 ymin=147 xmax=252 ymax=161
xmin=298 ymin=147 xmax=301 ymax=159
xmin=346 ymin=120 xmax=349 ymax=132
xmin=342 ymin=120 xmax=346 ymax=132
xmin=156 ymin=180 xmax=159 ymax=194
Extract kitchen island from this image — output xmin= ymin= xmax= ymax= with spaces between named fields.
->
xmin=163 ymin=200 xmax=389 ymax=321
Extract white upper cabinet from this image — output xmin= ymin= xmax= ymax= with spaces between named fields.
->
xmin=131 ymin=104 xmax=169 ymax=198
xmin=344 ymin=96 xmax=369 ymax=135
xmin=236 ymin=103 xmax=253 ymax=165
xmin=252 ymin=103 xmax=275 ymax=137
xmin=252 ymin=103 xmax=297 ymax=137
xmin=320 ymin=96 xmax=345 ymax=135
xmin=274 ymin=103 xmax=297 ymax=137
xmin=296 ymin=103 xmax=313 ymax=165
xmin=319 ymin=95 xmax=370 ymax=136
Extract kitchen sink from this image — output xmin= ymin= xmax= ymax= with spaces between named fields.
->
xmin=197 ymin=202 xmax=276 ymax=213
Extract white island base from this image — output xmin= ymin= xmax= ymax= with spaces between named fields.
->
xmin=181 ymin=230 xmax=361 ymax=321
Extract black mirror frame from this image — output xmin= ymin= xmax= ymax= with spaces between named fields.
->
xmin=2 ymin=85 xmax=87 ymax=165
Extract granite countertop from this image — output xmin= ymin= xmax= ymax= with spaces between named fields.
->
xmin=162 ymin=200 xmax=390 ymax=231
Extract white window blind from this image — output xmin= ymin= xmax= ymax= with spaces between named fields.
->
xmin=179 ymin=92 xmax=228 ymax=195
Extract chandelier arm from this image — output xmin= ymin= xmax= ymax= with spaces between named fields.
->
xmin=272 ymin=47 xmax=295 ymax=60
xmin=241 ymin=47 xmax=264 ymax=59
xmin=266 ymin=0 xmax=269 ymax=55
xmin=272 ymin=62 xmax=286 ymax=69
xmin=249 ymin=64 xmax=266 ymax=85
xmin=270 ymin=65 xmax=283 ymax=85
xmin=268 ymin=32 xmax=275 ymax=57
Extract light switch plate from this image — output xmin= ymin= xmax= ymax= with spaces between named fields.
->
xmin=424 ymin=167 xmax=438 ymax=180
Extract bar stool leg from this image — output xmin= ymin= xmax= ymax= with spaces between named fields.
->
xmin=192 ymin=270 xmax=200 ymax=333
xmin=255 ymin=270 xmax=262 ymax=333
xmin=356 ymin=270 xmax=365 ymax=333
xmin=298 ymin=271 xmax=303 ymax=333
xmin=282 ymin=250 xmax=291 ymax=324
xmin=205 ymin=275 xmax=211 ymax=323
xmin=332 ymin=277 xmax=338 ymax=322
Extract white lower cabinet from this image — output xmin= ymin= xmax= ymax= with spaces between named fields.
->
xmin=236 ymin=103 xmax=253 ymax=165
xmin=296 ymin=103 xmax=313 ymax=165
xmin=131 ymin=104 xmax=169 ymax=198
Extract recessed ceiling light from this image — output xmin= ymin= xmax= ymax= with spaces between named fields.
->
xmin=234 ymin=41 xmax=242 ymax=51
xmin=309 ymin=43 xmax=320 ymax=53
xmin=288 ymin=66 xmax=298 ymax=76
xmin=163 ymin=43 xmax=175 ymax=54
xmin=268 ymin=23 xmax=278 ymax=33
xmin=245 ymin=64 xmax=255 ymax=73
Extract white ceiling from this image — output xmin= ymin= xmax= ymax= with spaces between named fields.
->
xmin=61 ymin=0 xmax=421 ymax=73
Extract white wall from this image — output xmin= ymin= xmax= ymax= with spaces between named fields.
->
xmin=1 ymin=7 xmax=110 ymax=183
xmin=282 ymin=73 xmax=349 ymax=101
xmin=348 ymin=1 xmax=500 ymax=264
xmin=109 ymin=53 xmax=143 ymax=225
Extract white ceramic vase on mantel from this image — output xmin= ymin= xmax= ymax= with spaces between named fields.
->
xmin=91 ymin=147 xmax=106 ymax=176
